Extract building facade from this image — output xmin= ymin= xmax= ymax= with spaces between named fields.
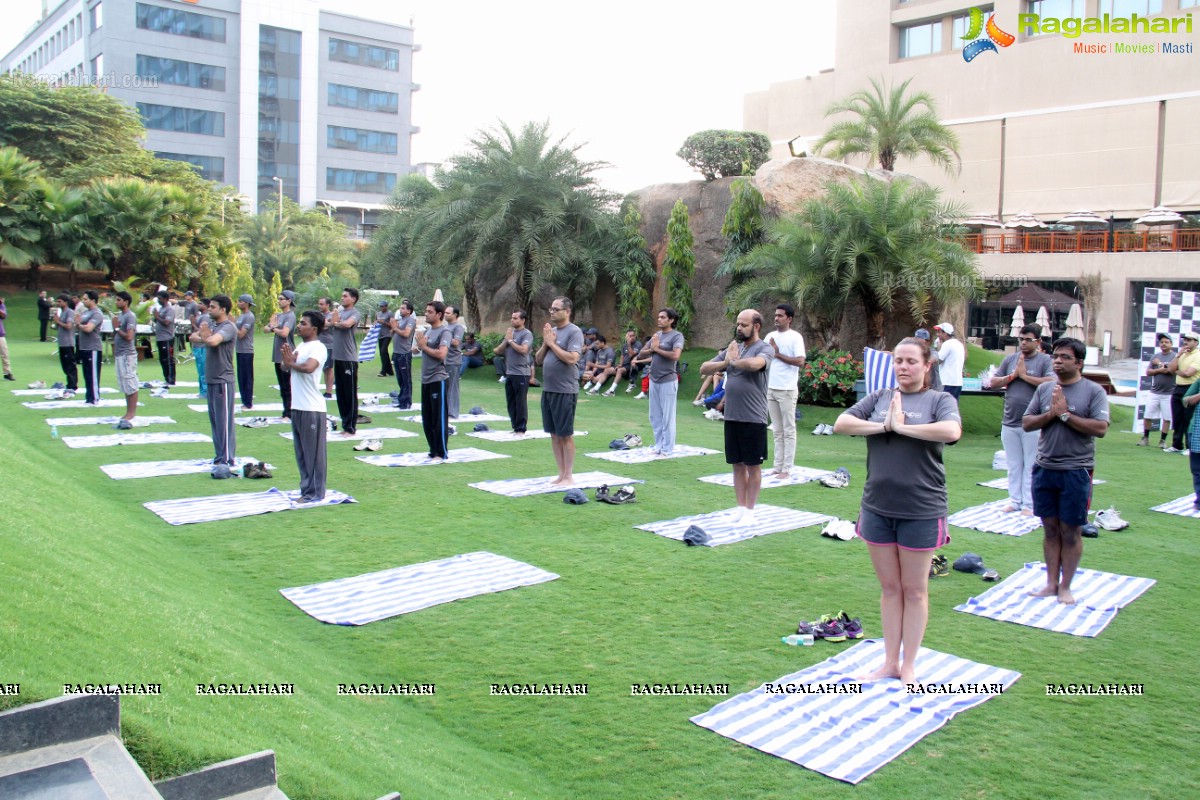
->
xmin=2 ymin=0 xmax=418 ymax=232
xmin=744 ymin=0 xmax=1200 ymax=357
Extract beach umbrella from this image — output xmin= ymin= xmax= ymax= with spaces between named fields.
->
xmin=1056 ymin=209 xmax=1107 ymax=227
xmin=960 ymin=213 xmax=1004 ymax=228
xmin=1064 ymin=304 xmax=1085 ymax=340
xmin=1004 ymin=210 xmax=1048 ymax=229
xmin=1035 ymin=305 xmax=1052 ymax=335
xmin=1008 ymin=305 xmax=1026 ymax=337
xmin=1134 ymin=206 xmax=1184 ymax=226
xmin=433 ymin=288 xmax=444 ymax=302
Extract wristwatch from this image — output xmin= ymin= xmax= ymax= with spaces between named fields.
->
xmin=1058 ymin=412 xmax=1070 ymax=422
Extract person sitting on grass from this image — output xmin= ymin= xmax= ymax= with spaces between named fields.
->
xmin=460 ymin=332 xmax=485 ymax=375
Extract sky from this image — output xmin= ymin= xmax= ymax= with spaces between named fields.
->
xmin=0 ymin=0 xmax=837 ymax=195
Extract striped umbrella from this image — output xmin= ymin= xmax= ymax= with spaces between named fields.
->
xmin=1036 ymin=306 xmax=1052 ymax=335
xmin=1009 ymin=305 xmax=1026 ymax=337
xmin=960 ymin=213 xmax=1004 ymax=228
xmin=1056 ymin=209 xmax=1107 ymax=227
xmin=1004 ymin=210 xmax=1048 ymax=229
xmin=1134 ymin=206 xmax=1184 ymax=226
xmin=1064 ymin=304 xmax=1085 ymax=340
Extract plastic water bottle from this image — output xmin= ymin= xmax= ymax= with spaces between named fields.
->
xmin=782 ymin=634 xmax=814 ymax=647
xmin=50 ymin=425 xmax=59 ymax=439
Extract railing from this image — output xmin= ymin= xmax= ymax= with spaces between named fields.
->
xmin=955 ymin=229 xmax=1200 ymax=254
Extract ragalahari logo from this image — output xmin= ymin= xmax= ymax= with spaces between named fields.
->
xmin=961 ymin=7 xmax=1015 ymax=62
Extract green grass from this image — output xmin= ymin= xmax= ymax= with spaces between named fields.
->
xmin=2 ymin=291 xmax=1198 ymax=799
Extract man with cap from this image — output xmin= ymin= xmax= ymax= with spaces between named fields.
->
xmin=389 ymin=299 xmax=416 ymax=408
xmin=191 ymin=295 xmax=239 ymax=477
xmin=153 ymin=290 xmax=177 ymax=385
xmin=640 ymin=309 xmax=685 ymax=457
xmin=700 ymin=309 xmax=773 ymax=523
xmin=495 ymin=310 xmax=534 ymax=435
xmin=330 ymin=288 xmax=362 ymax=436
xmin=234 ymin=294 xmax=256 ymax=409
xmin=914 ymin=329 xmax=942 ymax=391
xmin=1166 ymin=330 xmax=1200 ymax=453
xmin=281 ymin=310 xmax=329 ymax=502
xmin=264 ymin=290 xmax=298 ymax=420
xmin=994 ymin=323 xmax=1053 ymax=515
xmin=375 ymin=299 xmax=394 ymax=378
xmin=933 ymin=322 xmax=963 ymax=399
xmin=1023 ymin=337 xmax=1109 ymax=605
xmin=537 ymin=296 xmax=584 ymax=484
xmin=444 ymin=305 xmax=466 ymax=418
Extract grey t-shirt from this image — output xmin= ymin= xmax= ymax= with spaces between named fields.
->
xmin=77 ymin=307 xmax=104 ymax=351
xmin=183 ymin=301 xmax=199 ymax=325
xmin=649 ymin=330 xmax=685 ymax=384
xmin=542 ymin=323 xmax=583 ymax=394
xmin=1026 ymin=378 xmax=1110 ymax=471
xmin=446 ymin=321 xmax=464 ymax=367
xmin=996 ymin=352 xmax=1053 ymax=427
xmin=503 ymin=329 xmax=534 ymax=375
xmin=235 ymin=311 xmax=255 ymax=354
xmin=205 ymin=320 xmax=237 ymax=384
xmin=593 ymin=346 xmax=615 ymax=368
xmin=392 ymin=313 xmax=415 ymax=352
xmin=153 ymin=303 xmax=176 ymax=342
xmin=846 ymin=388 xmax=962 ymax=519
xmin=1149 ymin=348 xmax=1177 ymax=394
xmin=271 ymin=310 xmax=296 ymax=363
xmin=376 ymin=309 xmax=393 ymax=328
xmin=421 ymin=324 xmax=453 ymax=383
xmin=331 ymin=306 xmax=361 ymax=361
xmin=56 ymin=307 xmax=75 ymax=348
xmin=319 ymin=311 xmax=335 ymax=349
xmin=620 ymin=339 xmax=642 ymax=366
xmin=113 ymin=310 xmax=138 ymax=358
xmin=721 ymin=339 xmax=774 ymax=423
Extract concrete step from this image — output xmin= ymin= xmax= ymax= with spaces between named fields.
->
xmin=155 ymin=750 xmax=287 ymax=800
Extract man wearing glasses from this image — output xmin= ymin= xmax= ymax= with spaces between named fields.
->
xmin=536 ymin=297 xmax=584 ymax=485
xmin=993 ymin=324 xmax=1053 ymax=515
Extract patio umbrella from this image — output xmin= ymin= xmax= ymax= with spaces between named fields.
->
xmin=1064 ymin=303 xmax=1084 ymax=340
xmin=1004 ymin=210 xmax=1048 ymax=229
xmin=433 ymin=288 xmax=444 ymax=302
xmin=1008 ymin=305 xmax=1026 ymax=337
xmin=1134 ymin=206 xmax=1185 ymax=226
xmin=1035 ymin=306 xmax=1052 ymax=336
xmin=1056 ymin=210 xmax=1107 ymax=227
xmin=960 ymin=213 xmax=1005 ymax=228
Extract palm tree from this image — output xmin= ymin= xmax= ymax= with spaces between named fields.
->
xmin=814 ymin=77 xmax=961 ymax=175
xmin=0 ymin=147 xmax=47 ymax=272
xmin=731 ymin=177 xmax=980 ymax=349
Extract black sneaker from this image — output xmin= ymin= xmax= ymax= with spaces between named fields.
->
xmin=813 ymin=616 xmax=847 ymax=642
xmin=595 ymin=484 xmax=610 ymax=502
xmin=930 ymin=554 xmax=950 ymax=578
xmin=837 ymin=612 xmax=865 ymax=639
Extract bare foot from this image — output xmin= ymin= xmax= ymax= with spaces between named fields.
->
xmin=1057 ymin=587 xmax=1077 ymax=605
xmin=1028 ymin=584 xmax=1058 ymax=598
xmin=858 ymin=665 xmax=901 ymax=682
xmin=1021 ymin=509 xmax=1034 ymax=516
xmin=1000 ymin=504 xmax=1019 ymax=513
xmin=429 ymin=457 xmax=444 ymax=465
xmin=900 ymin=665 xmax=917 ymax=685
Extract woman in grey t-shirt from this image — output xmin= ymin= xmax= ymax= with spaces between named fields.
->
xmin=833 ymin=337 xmax=962 ymax=685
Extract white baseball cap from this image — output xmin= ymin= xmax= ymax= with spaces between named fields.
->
xmin=934 ymin=322 xmax=955 ymax=336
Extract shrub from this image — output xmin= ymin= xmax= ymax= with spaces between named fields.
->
xmin=676 ymin=130 xmax=772 ymax=181
xmin=798 ymin=350 xmax=863 ymax=407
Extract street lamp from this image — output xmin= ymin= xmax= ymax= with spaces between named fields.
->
xmin=220 ymin=193 xmax=239 ymax=225
xmin=271 ymin=176 xmax=283 ymax=223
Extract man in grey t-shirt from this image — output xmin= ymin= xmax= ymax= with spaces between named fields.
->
xmin=1142 ymin=333 xmax=1176 ymax=448
xmin=444 ymin=305 xmax=466 ymax=418
xmin=389 ymin=300 xmax=416 ymax=409
xmin=53 ymin=294 xmax=78 ymax=392
xmin=153 ymin=290 xmax=177 ymax=385
xmin=640 ymin=308 xmax=685 ymax=456
xmin=495 ymin=310 xmax=535 ymax=434
xmin=330 ymin=288 xmax=362 ymax=435
xmin=994 ymin=323 xmax=1054 ymax=514
xmin=234 ymin=294 xmax=256 ymax=409
xmin=417 ymin=301 xmax=453 ymax=461
xmin=537 ymin=296 xmax=583 ymax=485
xmin=317 ymin=296 xmax=336 ymax=398
xmin=76 ymin=291 xmax=105 ymax=405
xmin=700 ymin=309 xmax=773 ymax=522
xmin=1023 ymin=337 xmax=1110 ymax=606
xmin=375 ymin=300 xmax=394 ymax=378
xmin=112 ymin=291 xmax=139 ymax=423
xmin=264 ymin=290 xmax=298 ymax=420
xmin=191 ymin=295 xmax=239 ymax=472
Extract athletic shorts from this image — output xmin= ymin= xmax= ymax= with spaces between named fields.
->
xmin=541 ymin=391 xmax=577 ymax=437
xmin=1144 ymin=392 xmax=1172 ymax=421
xmin=724 ymin=420 xmax=768 ymax=466
xmin=857 ymin=508 xmax=950 ymax=551
xmin=1032 ymin=465 xmax=1093 ymax=526
xmin=115 ymin=354 xmax=139 ymax=395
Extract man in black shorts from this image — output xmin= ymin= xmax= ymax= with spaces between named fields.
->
xmin=1023 ymin=338 xmax=1110 ymax=605
xmin=701 ymin=309 xmax=773 ymax=524
xmin=536 ymin=296 xmax=583 ymax=485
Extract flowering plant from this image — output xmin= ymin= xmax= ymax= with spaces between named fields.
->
xmin=797 ymin=349 xmax=863 ymax=407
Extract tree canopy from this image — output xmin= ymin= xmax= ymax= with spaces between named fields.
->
xmin=676 ymin=130 xmax=771 ymax=181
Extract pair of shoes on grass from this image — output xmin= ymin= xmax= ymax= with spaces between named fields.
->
xmin=595 ymin=484 xmax=636 ymax=504
xmin=241 ymin=461 xmax=273 ymax=479
xmin=796 ymin=611 xmax=864 ymax=643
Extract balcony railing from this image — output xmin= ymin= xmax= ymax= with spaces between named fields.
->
xmin=956 ymin=229 xmax=1200 ymax=254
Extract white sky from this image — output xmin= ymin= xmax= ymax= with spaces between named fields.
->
xmin=0 ymin=0 xmax=837 ymax=195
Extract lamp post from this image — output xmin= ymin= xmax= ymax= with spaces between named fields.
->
xmin=271 ymin=176 xmax=283 ymax=223
xmin=220 ymin=193 xmax=239 ymax=224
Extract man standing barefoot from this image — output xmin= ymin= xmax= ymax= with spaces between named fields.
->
xmin=281 ymin=311 xmax=329 ymax=501
xmin=536 ymin=297 xmax=583 ymax=485
xmin=111 ymin=291 xmax=139 ymax=425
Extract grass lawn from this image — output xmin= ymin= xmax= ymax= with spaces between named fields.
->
xmin=1 ymin=292 xmax=1197 ymax=799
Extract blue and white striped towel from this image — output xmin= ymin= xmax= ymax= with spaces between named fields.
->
xmin=12 ymin=387 xmax=117 ymax=396
xmin=954 ymin=562 xmax=1155 ymax=637
xmin=148 ymin=393 xmax=205 ymax=399
xmin=469 ymin=471 xmax=643 ymax=497
xmin=355 ymin=448 xmax=509 ymax=467
xmin=357 ymin=403 xmax=421 ymax=415
xmin=145 ymin=487 xmax=355 ymax=525
xmin=636 ymin=505 xmax=834 ymax=546
xmin=46 ymin=416 xmax=176 ymax=427
xmin=63 ymin=431 xmax=212 ymax=449
xmin=24 ymin=399 xmax=136 ymax=410
xmin=699 ymin=466 xmax=834 ymax=488
xmin=585 ymin=445 xmax=719 ymax=464
xmin=691 ymin=639 xmax=1020 ymax=784
xmin=466 ymin=430 xmax=588 ymax=443
xmin=190 ymin=402 xmax=285 ymax=413
xmin=357 ymin=323 xmax=381 ymax=362
xmin=1149 ymin=495 xmax=1200 ymax=518
xmin=948 ymin=500 xmax=1042 ymax=536
xmin=397 ymin=412 xmax=509 ymax=424
xmin=101 ymin=457 xmax=271 ymax=480
xmin=978 ymin=477 xmax=1104 ymax=490
xmin=281 ymin=427 xmax=418 ymax=441
xmin=280 ymin=551 xmax=559 ymax=625
xmin=863 ymin=348 xmax=896 ymax=394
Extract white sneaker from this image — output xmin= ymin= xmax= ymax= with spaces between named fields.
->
xmin=692 ymin=399 xmax=705 ymax=407
xmin=703 ymin=408 xmax=724 ymax=421
xmin=602 ymin=389 xmax=615 ymax=397
xmin=812 ymin=423 xmax=825 ymax=435
xmin=822 ymin=423 xmax=834 ymax=435
xmin=498 ymin=376 xmax=506 ymax=383
xmin=1095 ymin=508 xmax=1129 ymax=531
xmin=625 ymin=384 xmax=634 ymax=394
xmin=635 ymin=392 xmax=646 ymax=399
xmin=586 ymin=385 xmax=600 ymax=395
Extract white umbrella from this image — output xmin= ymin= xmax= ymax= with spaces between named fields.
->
xmin=433 ymin=288 xmax=444 ymax=302
xmin=1004 ymin=210 xmax=1048 ymax=229
xmin=1134 ymin=206 xmax=1185 ymax=226
xmin=1064 ymin=303 xmax=1084 ymax=340
xmin=1008 ymin=305 xmax=1026 ymax=337
xmin=1056 ymin=209 xmax=1107 ymax=227
xmin=960 ymin=213 xmax=1004 ymax=228
xmin=1035 ymin=306 xmax=1052 ymax=335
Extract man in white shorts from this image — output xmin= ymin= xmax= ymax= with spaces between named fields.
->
xmin=1142 ymin=333 xmax=1176 ymax=448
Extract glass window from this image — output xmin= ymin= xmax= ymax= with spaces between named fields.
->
xmin=328 ymin=38 xmax=400 ymax=71
xmin=1098 ymin=0 xmax=1163 ymax=14
xmin=89 ymin=2 xmax=102 ymax=32
xmin=326 ymin=168 xmax=396 ymax=194
xmin=898 ymin=20 xmax=941 ymax=58
xmin=154 ymin=152 xmax=225 ymax=182
xmin=1179 ymin=0 xmax=1198 ymax=8
xmin=1026 ymin=0 xmax=1086 ymax=20
xmin=327 ymin=125 xmax=398 ymax=154
xmin=136 ymin=103 xmax=225 ymax=136
xmin=91 ymin=52 xmax=103 ymax=77
xmin=327 ymin=83 xmax=399 ymax=113
xmin=136 ymin=55 xmax=226 ymax=91
xmin=135 ymin=3 xmax=226 ymax=43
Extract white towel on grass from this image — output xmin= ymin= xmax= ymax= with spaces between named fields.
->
xmin=46 ymin=416 xmax=176 ymax=427
xmin=691 ymin=638 xmax=1020 ymax=785
xmin=282 ymin=427 xmax=418 ymax=441
xmin=355 ymin=448 xmax=509 ymax=467
xmin=149 ymin=393 xmax=205 ymax=399
xmin=357 ymin=403 xmax=422 ymax=414
xmin=584 ymin=444 xmax=719 ymax=464
xmin=62 ymin=431 xmax=212 ymax=449
xmin=24 ymin=399 xmax=138 ymax=410
xmin=636 ymin=505 xmax=833 ymax=546
xmin=978 ymin=476 xmax=1105 ymax=490
xmin=12 ymin=387 xmax=117 ymax=396
xmin=397 ymin=412 xmax=508 ymax=424
xmin=145 ymin=487 xmax=355 ymax=525
xmin=1149 ymin=495 xmax=1200 ymax=518
xmin=469 ymin=471 xmax=642 ymax=497
xmin=954 ymin=562 xmax=1155 ymax=637
xmin=189 ymin=402 xmax=285 ymax=412
xmin=466 ymin=430 xmax=588 ymax=443
xmin=699 ymin=466 xmax=834 ymax=488
xmin=235 ymin=416 xmax=292 ymax=427
xmin=948 ymin=500 xmax=1042 ymax=536
xmin=101 ymin=456 xmax=272 ymax=480
xmin=280 ymin=551 xmax=559 ymax=625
